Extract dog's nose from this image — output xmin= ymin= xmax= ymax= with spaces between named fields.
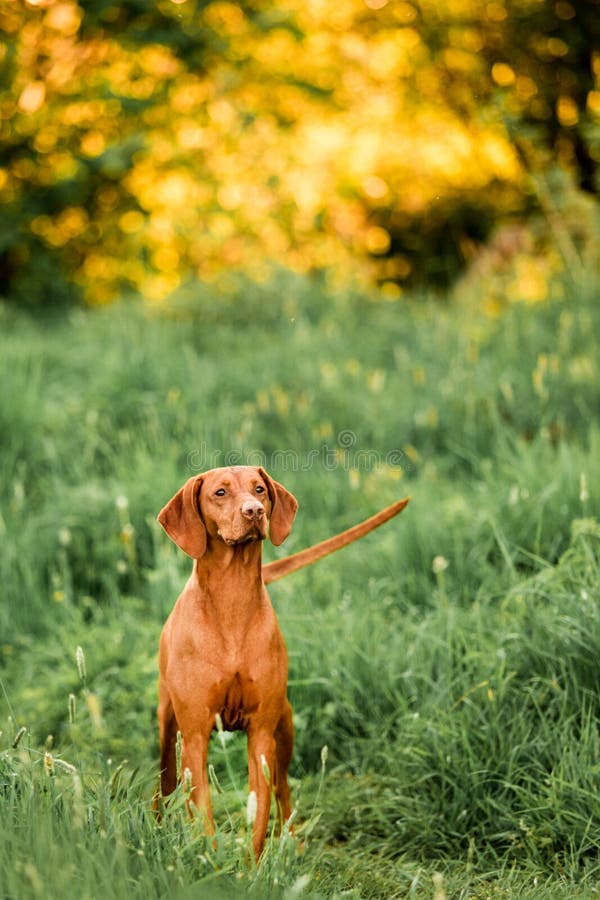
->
xmin=241 ymin=500 xmax=265 ymax=520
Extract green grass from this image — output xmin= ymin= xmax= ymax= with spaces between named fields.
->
xmin=1 ymin=268 xmax=599 ymax=898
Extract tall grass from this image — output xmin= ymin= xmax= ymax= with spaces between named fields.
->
xmin=1 ymin=269 xmax=599 ymax=897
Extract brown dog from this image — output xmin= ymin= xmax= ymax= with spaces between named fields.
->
xmin=156 ymin=465 xmax=409 ymax=858
xmin=157 ymin=466 xmax=297 ymax=859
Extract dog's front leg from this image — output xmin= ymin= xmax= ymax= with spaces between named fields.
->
xmin=247 ymin=727 xmax=276 ymax=859
xmin=181 ymin=729 xmax=215 ymax=835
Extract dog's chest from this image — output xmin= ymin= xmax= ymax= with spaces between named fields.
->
xmin=216 ymin=671 xmax=259 ymax=731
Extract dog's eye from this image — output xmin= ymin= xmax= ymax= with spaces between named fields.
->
xmin=255 ymin=485 xmax=265 ymax=494
xmin=215 ymin=488 xmax=226 ymax=497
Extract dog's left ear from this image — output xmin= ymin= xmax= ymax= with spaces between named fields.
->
xmin=157 ymin=475 xmax=206 ymax=559
xmin=259 ymin=468 xmax=298 ymax=546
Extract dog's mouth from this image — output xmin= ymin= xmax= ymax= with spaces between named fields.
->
xmin=217 ymin=525 xmax=267 ymax=546
xmin=219 ymin=534 xmax=257 ymax=546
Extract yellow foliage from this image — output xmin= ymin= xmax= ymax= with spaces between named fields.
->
xmin=508 ymin=258 xmax=549 ymax=303
xmin=18 ymin=81 xmax=46 ymax=113
xmin=365 ymin=227 xmax=391 ymax=255
xmin=492 ymin=62 xmax=515 ymax=86
xmin=8 ymin=0 xmax=584 ymax=306
xmin=556 ymin=96 xmax=579 ymax=127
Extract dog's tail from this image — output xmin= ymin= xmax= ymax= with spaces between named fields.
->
xmin=262 ymin=497 xmax=410 ymax=585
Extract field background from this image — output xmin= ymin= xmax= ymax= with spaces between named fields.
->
xmin=2 ymin=271 xmax=600 ymax=898
xmin=2 ymin=0 xmax=600 ymax=897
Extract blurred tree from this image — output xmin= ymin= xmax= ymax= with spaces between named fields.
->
xmin=495 ymin=0 xmax=600 ymax=192
xmin=0 ymin=0 xmax=598 ymax=308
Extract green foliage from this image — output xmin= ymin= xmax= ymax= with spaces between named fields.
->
xmin=1 ymin=269 xmax=600 ymax=896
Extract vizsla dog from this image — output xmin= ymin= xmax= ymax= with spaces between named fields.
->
xmin=157 ymin=465 xmax=409 ymax=858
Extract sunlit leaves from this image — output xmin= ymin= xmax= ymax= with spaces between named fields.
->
xmin=1 ymin=0 xmax=598 ymax=306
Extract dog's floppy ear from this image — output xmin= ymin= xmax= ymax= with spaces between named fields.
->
xmin=259 ymin=468 xmax=298 ymax=547
xmin=157 ymin=475 xmax=206 ymax=559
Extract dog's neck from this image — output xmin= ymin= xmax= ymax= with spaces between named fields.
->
xmin=192 ymin=538 xmax=266 ymax=640
xmin=193 ymin=536 xmax=264 ymax=601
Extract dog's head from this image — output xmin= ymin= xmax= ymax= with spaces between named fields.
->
xmin=157 ymin=466 xmax=298 ymax=559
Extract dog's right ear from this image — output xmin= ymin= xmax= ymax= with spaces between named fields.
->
xmin=157 ymin=475 xmax=206 ymax=559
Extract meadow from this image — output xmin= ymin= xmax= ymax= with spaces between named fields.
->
xmin=1 ymin=269 xmax=599 ymax=898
